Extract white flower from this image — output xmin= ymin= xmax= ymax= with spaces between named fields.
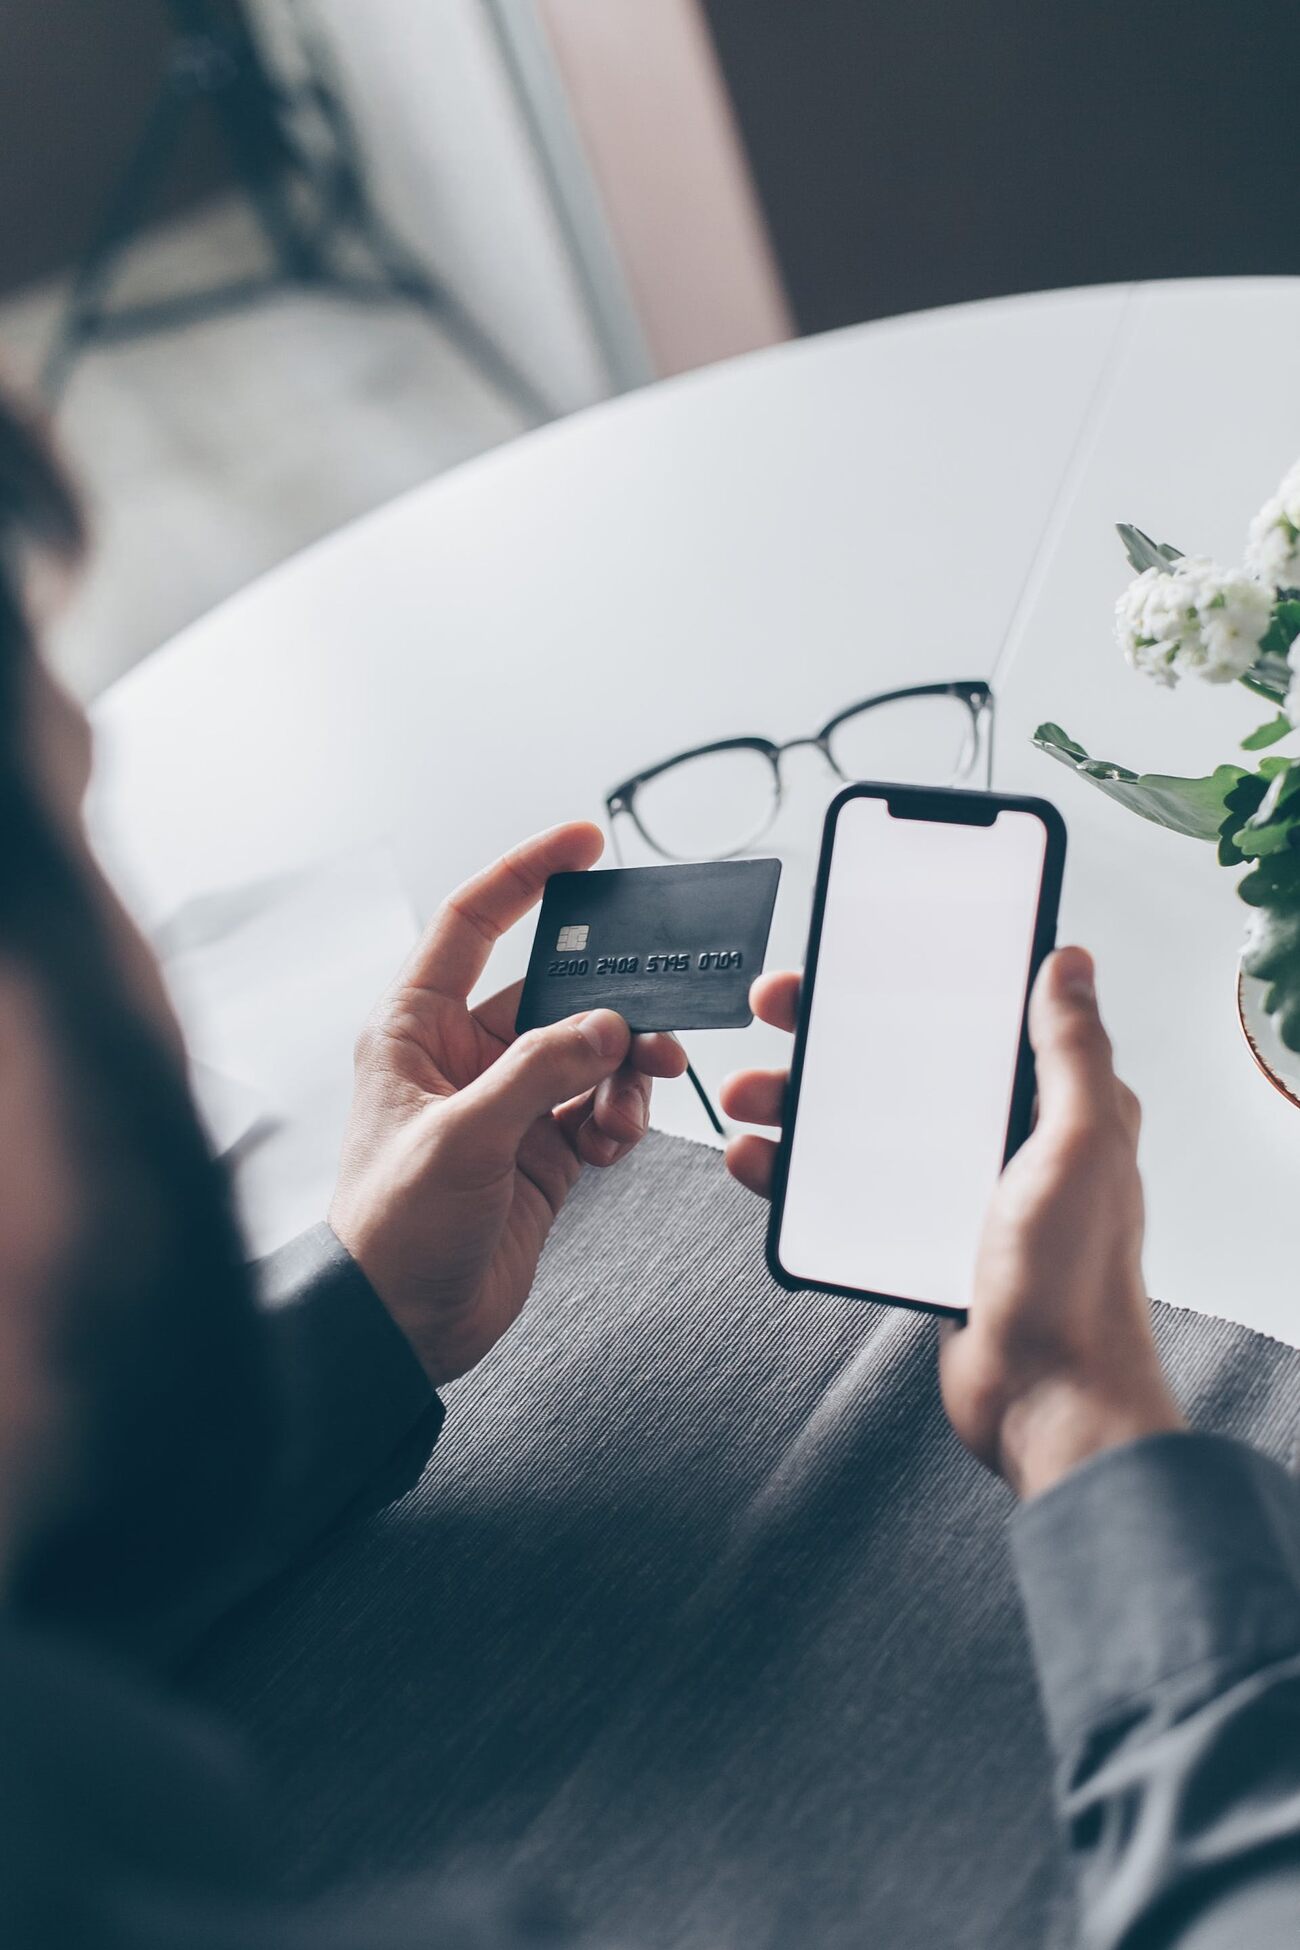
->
xmin=1115 ymin=556 xmax=1271 ymax=688
xmin=1246 ymin=459 xmax=1300 ymax=591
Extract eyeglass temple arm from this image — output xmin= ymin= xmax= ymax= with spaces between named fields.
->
xmin=684 ymin=1056 xmax=726 ymax=1138
xmin=607 ymin=808 xmax=726 ymax=1135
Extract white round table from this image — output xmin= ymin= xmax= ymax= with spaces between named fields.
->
xmin=90 ymin=277 xmax=1300 ymax=1346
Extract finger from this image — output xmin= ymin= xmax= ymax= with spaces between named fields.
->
xmin=628 ymin=1032 xmax=688 ymax=1080
xmin=573 ymin=1114 xmax=637 ymax=1169
xmin=1028 ymin=947 xmax=1116 ymax=1130
xmin=403 ymin=823 xmax=605 ymax=1001
xmin=725 ymin=1131 xmax=778 ymax=1199
xmin=552 ymin=1084 xmax=597 ymax=1149
xmin=590 ymin=1063 xmax=651 ymax=1149
xmin=471 ymin=989 xmax=686 ymax=1084
xmin=551 ymin=1067 xmax=648 ymax=1166
xmin=750 ymin=970 xmax=801 ymax=1034
xmin=1115 ymin=1078 xmax=1142 ymax=1144
xmin=472 ymin=977 xmax=523 ymax=1045
xmin=719 ymin=1067 xmax=786 ymax=1127
xmin=450 ymin=1008 xmax=630 ymax=1162
xmin=514 ymin=1104 xmax=587 ymax=1214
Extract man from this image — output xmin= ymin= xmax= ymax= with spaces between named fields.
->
xmin=0 ymin=386 xmax=1297 ymax=1946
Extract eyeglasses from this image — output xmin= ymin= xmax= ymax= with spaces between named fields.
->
xmin=603 ymin=680 xmax=996 ymax=1136
xmin=605 ymin=681 xmax=994 ymax=864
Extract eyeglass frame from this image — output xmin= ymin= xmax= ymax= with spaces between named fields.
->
xmin=604 ymin=679 xmax=995 ymax=863
xmin=601 ymin=679 xmax=996 ymax=1139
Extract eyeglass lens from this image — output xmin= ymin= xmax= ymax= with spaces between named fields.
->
xmin=629 ymin=692 xmax=984 ymax=861
xmin=631 ymin=744 xmax=779 ymax=861
xmin=826 ymin=691 xmax=980 ymax=788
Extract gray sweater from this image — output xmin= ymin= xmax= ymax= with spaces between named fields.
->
xmin=2 ymin=1227 xmax=1297 ymax=1947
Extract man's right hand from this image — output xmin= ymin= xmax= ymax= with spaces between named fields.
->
xmin=935 ymin=946 xmax=1185 ymax=1498
xmin=721 ymin=945 xmax=1185 ymax=1500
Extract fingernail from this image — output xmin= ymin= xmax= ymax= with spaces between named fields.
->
xmin=1053 ymin=948 xmax=1095 ymax=1002
xmin=578 ymin=1009 xmax=627 ymax=1059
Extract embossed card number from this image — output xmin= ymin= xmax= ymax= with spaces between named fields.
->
xmin=515 ymin=860 xmax=780 ymax=1034
xmin=546 ymin=949 xmax=744 ymax=979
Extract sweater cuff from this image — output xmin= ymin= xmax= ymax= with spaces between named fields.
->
xmin=258 ymin=1223 xmax=443 ymax=1519
xmin=1011 ymin=1431 xmax=1300 ymax=1753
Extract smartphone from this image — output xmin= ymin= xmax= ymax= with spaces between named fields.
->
xmin=767 ymin=783 xmax=1066 ymax=1318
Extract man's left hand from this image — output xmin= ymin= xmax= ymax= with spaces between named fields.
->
xmin=329 ymin=822 xmax=685 ymax=1385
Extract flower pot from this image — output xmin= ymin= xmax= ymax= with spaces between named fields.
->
xmin=1237 ymin=964 xmax=1300 ymax=1105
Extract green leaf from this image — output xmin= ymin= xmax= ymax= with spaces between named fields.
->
xmin=1240 ymin=841 xmax=1300 ymax=1050
xmin=1116 ymin=523 xmax=1184 ymax=575
xmin=1237 ymin=845 xmax=1300 ymax=906
xmin=1223 ymin=773 xmax=1272 ymax=815
xmin=1257 ymin=598 xmax=1300 ymax=659
xmin=1248 ymin=767 xmax=1289 ymax=825
xmin=1241 ymin=712 xmax=1293 ymax=751
xmin=1232 ymin=761 xmax=1300 ymax=859
xmin=1250 ymin=759 xmax=1300 ymax=818
xmin=1246 ymin=606 xmax=1300 ymax=703
xmin=1241 ymin=664 xmax=1291 ymax=704
xmin=1219 ymin=771 xmax=1270 ymax=865
xmin=1241 ymin=904 xmax=1300 ymax=1050
xmin=1033 ymin=722 xmax=1247 ymax=841
xmin=1236 ymin=821 xmax=1297 ymax=858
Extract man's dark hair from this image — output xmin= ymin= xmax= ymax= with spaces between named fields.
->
xmin=0 ymin=387 xmax=277 ymax=1651
xmin=0 ymin=388 xmax=84 ymax=733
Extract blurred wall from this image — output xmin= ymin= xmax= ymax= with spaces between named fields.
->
xmin=248 ymin=0 xmax=790 ymax=406
xmin=0 ymin=0 xmax=229 ymax=296
xmin=703 ymin=0 xmax=1300 ymax=332
xmin=537 ymin=0 xmax=791 ymax=376
xmin=246 ymin=0 xmax=612 ymax=412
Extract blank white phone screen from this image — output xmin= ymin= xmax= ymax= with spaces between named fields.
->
xmin=778 ymin=798 xmax=1048 ymax=1310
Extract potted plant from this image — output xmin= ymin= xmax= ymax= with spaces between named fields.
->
xmin=1036 ymin=459 xmax=1300 ymax=1095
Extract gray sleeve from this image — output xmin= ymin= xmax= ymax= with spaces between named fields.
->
xmin=1012 ymin=1432 xmax=1300 ymax=1949
xmin=163 ymin=1226 xmax=443 ymax=1664
xmin=256 ymin=1222 xmax=444 ymax=1552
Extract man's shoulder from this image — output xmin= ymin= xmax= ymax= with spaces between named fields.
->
xmin=0 ymin=1617 xmax=264 ymax=1940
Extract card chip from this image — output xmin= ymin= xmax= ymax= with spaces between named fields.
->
xmin=556 ymin=924 xmax=589 ymax=952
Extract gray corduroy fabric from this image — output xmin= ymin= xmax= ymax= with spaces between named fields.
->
xmin=188 ymin=1131 xmax=1300 ymax=1949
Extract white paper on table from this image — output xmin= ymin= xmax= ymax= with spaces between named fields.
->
xmin=188 ymin=1058 xmax=275 ymax=1160
xmin=153 ymin=844 xmax=419 ymax=1258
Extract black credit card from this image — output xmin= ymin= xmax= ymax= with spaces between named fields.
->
xmin=515 ymin=859 xmax=782 ymax=1034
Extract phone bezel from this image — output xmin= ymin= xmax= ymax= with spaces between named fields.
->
xmin=765 ymin=781 xmax=1067 ymax=1319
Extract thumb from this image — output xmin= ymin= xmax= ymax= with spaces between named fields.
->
xmin=453 ymin=1009 xmax=631 ymax=1157
xmin=1028 ymin=947 xmax=1115 ymax=1130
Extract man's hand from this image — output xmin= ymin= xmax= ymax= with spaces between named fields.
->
xmin=329 ymin=822 xmax=686 ymax=1386
xmin=721 ymin=946 xmax=1184 ymax=1500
